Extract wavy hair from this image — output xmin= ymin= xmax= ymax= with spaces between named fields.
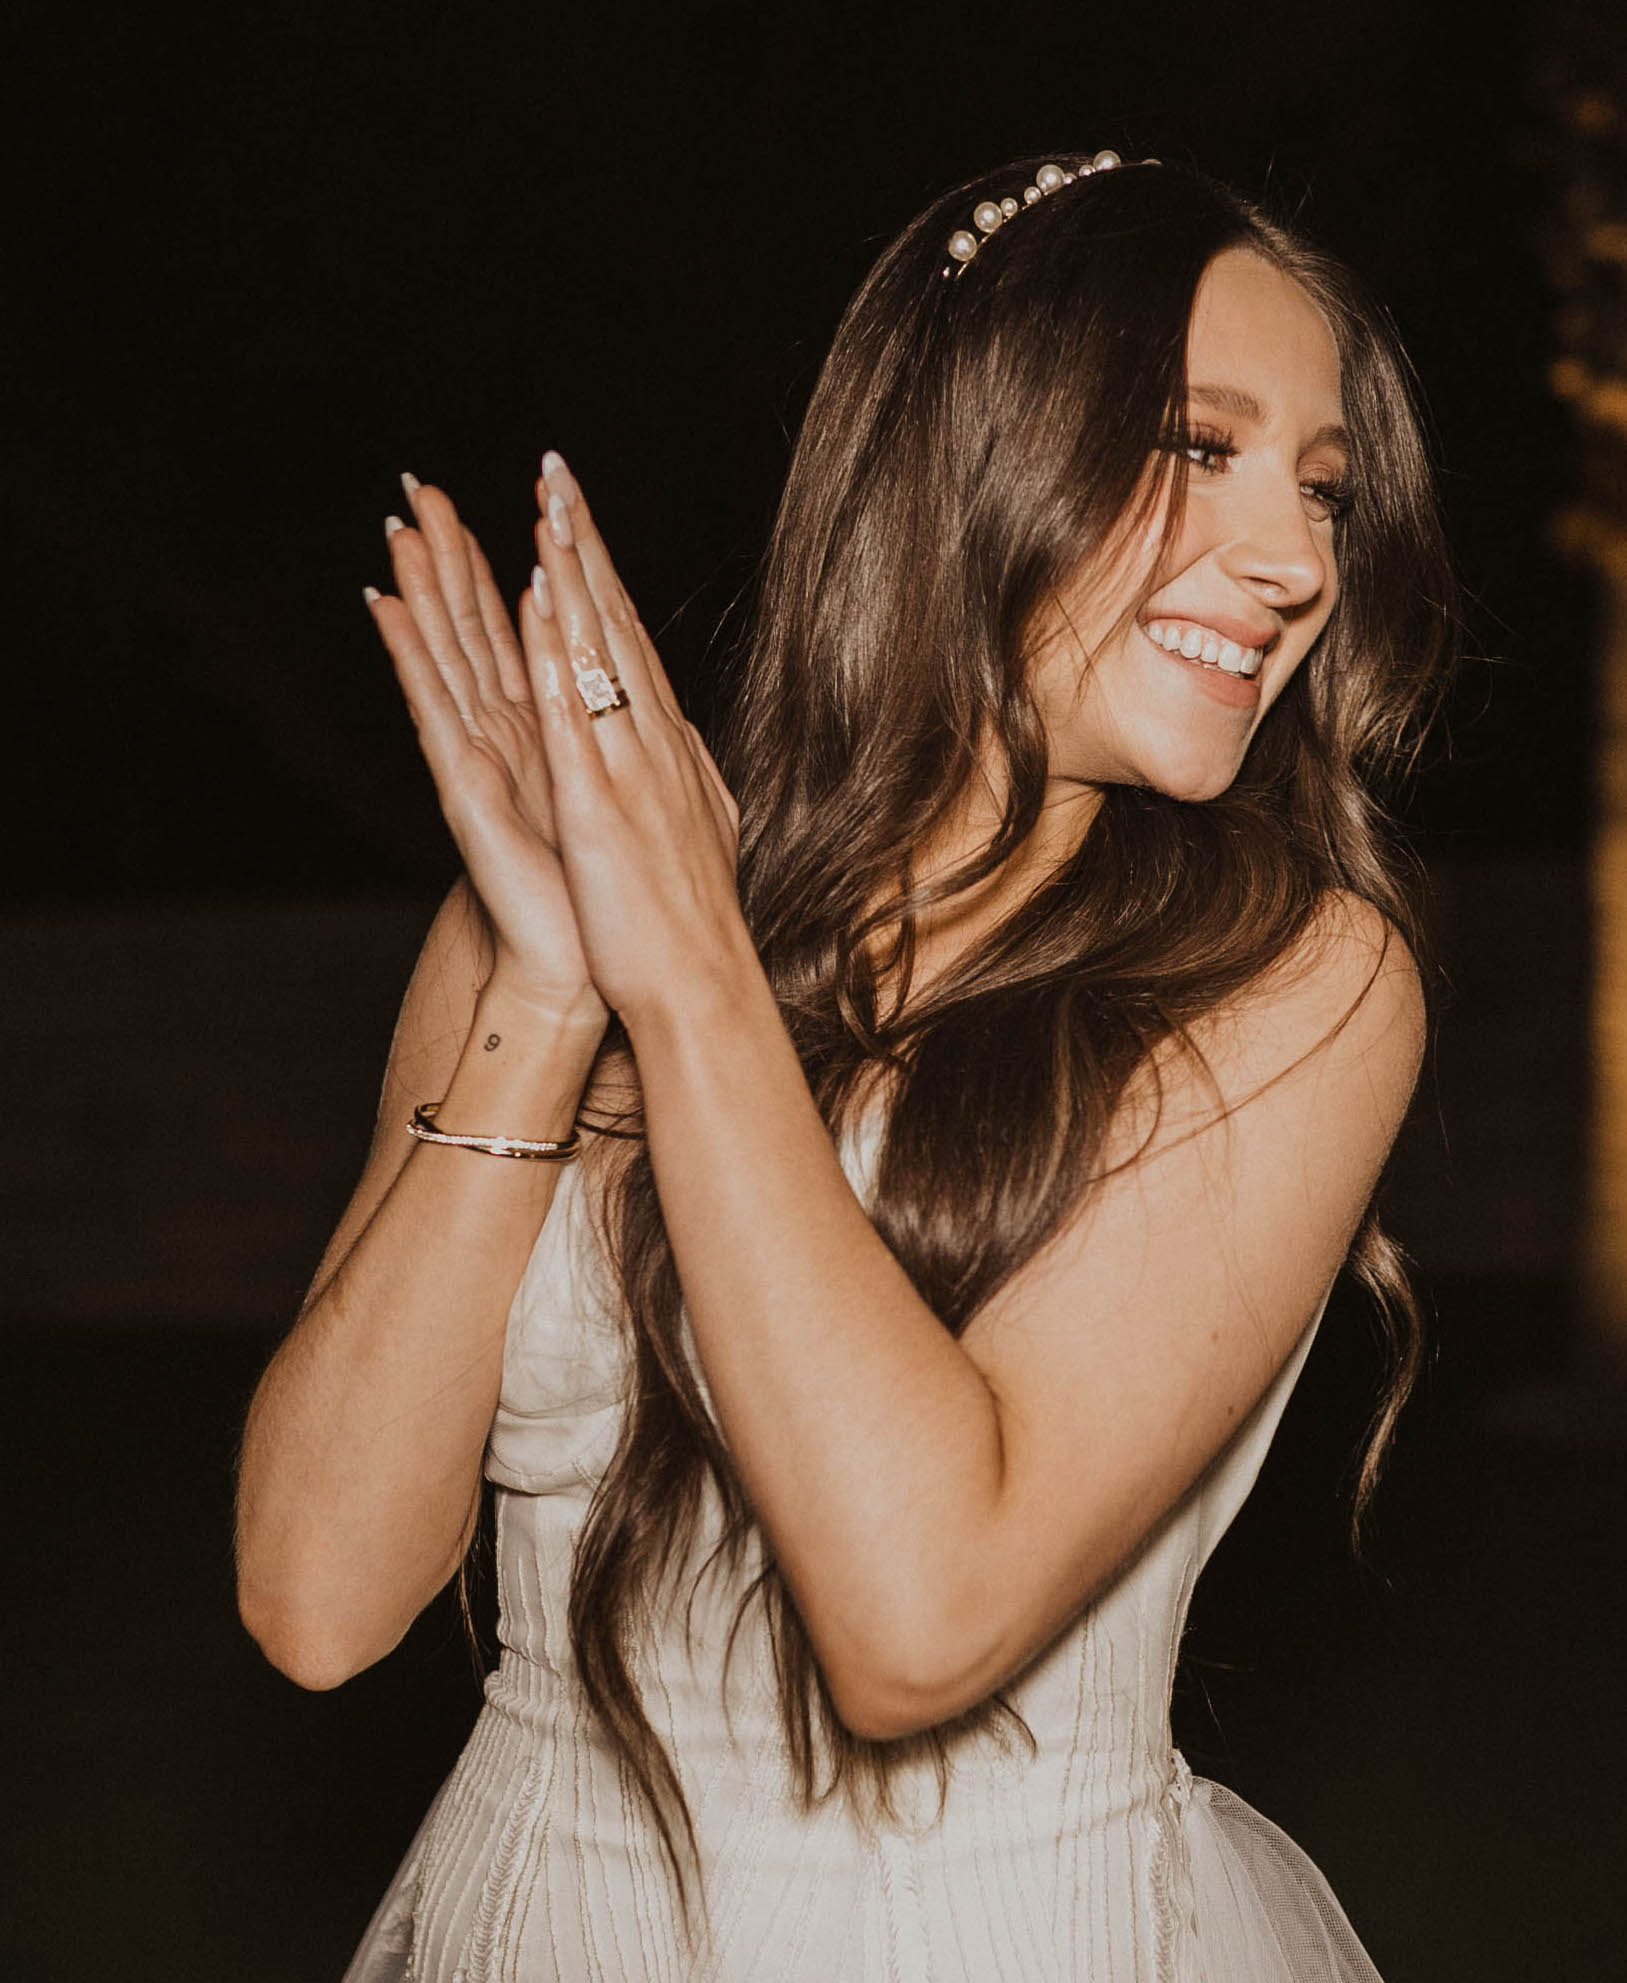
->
xmin=514 ymin=157 xmax=1455 ymax=1938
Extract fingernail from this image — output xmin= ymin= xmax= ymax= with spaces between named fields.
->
xmin=362 ymin=584 xmax=381 ymax=606
xmin=401 ymin=471 xmax=421 ymax=504
xmin=547 ymin=492 xmax=574 ymax=548
xmin=384 ymin=514 xmax=406 ymax=538
xmin=542 ymin=452 xmax=581 ymax=507
xmin=530 ymin=564 xmax=553 ymax=616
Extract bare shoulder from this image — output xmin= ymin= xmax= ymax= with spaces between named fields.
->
xmin=1270 ymin=886 xmax=1423 ymax=1013
xmin=1248 ymin=886 xmax=1425 ymax=1096
xmin=1163 ymin=887 xmax=1424 ymax=1131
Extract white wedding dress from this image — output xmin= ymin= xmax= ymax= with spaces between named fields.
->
xmin=341 ymin=1114 xmax=1384 ymax=1981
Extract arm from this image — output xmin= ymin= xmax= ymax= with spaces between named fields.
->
xmin=629 ymin=896 xmax=1421 ymax=1739
xmin=234 ymin=888 xmax=602 ymax=1689
xmin=234 ymin=484 xmax=607 ymax=1690
xmin=526 ymin=457 xmax=1424 ymax=1742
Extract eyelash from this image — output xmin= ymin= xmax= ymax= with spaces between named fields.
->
xmin=1166 ymin=425 xmax=1354 ymax=523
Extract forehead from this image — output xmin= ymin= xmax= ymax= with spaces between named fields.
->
xmin=1186 ymin=248 xmax=1343 ymax=418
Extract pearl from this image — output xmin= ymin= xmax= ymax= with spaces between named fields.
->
xmin=972 ymin=200 xmax=1004 ymax=234
xmin=1061 ymin=170 xmax=1076 ymax=183
xmin=1023 ymin=185 xmax=1042 ymax=205
xmin=1036 ymin=163 xmax=1065 ymax=193
xmin=1000 ymin=197 xmax=1019 ymax=218
xmin=947 ymin=229 xmax=979 ymax=262
xmin=1092 ymin=149 xmax=1121 ymax=171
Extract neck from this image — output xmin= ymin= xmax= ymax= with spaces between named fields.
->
xmin=874 ymin=763 xmax=1104 ymax=1013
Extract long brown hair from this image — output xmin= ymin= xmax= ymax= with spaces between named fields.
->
xmin=544 ymin=157 xmax=1454 ymax=1934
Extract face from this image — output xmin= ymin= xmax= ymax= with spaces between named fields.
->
xmin=1027 ymin=247 xmax=1349 ymax=806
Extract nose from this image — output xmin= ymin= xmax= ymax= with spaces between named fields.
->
xmin=1216 ymin=474 xmax=1331 ymax=612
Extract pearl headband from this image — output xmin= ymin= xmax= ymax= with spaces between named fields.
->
xmin=942 ymin=150 xmax=1159 ymax=278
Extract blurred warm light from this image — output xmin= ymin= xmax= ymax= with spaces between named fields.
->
xmin=1537 ymin=24 xmax=1627 ymax=1348
xmin=1590 ymin=593 xmax=1627 ymax=1329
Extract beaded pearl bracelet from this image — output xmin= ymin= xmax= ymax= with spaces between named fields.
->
xmin=408 ymin=1100 xmax=581 ymax=1163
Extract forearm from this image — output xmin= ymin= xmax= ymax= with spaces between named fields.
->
xmin=625 ymin=951 xmax=1006 ymax=1711
xmin=235 ymin=981 xmax=603 ymax=1686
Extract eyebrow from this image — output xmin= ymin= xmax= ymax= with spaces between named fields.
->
xmin=1188 ymin=383 xmax=1351 ymax=456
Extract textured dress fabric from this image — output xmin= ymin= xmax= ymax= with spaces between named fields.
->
xmin=341 ymin=1116 xmax=1385 ymax=1983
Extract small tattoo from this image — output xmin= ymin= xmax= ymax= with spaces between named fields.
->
xmin=484 ymin=1033 xmax=501 ymax=1051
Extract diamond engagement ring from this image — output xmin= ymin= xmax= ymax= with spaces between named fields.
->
xmin=575 ymin=665 xmax=631 ymax=718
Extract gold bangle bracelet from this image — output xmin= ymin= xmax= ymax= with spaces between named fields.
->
xmin=407 ymin=1101 xmax=581 ymax=1163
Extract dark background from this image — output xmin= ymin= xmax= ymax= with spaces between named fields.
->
xmin=4 ymin=0 xmax=1595 ymax=899
xmin=7 ymin=2 xmax=1622 ymax=1978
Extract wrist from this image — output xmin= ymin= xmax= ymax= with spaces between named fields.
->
xmin=477 ymin=968 xmax=608 ymax=1048
xmin=618 ymin=924 xmax=776 ymax=1057
xmin=433 ymin=982 xmax=605 ymax=1148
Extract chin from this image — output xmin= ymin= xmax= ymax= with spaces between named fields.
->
xmin=1095 ymin=732 xmax=1246 ymax=805
xmin=1140 ymin=754 xmax=1244 ymax=804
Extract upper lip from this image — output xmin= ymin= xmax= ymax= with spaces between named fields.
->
xmin=1137 ymin=607 xmax=1279 ymax=653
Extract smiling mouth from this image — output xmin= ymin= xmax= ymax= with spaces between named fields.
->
xmin=1140 ymin=618 xmax=1265 ymax=678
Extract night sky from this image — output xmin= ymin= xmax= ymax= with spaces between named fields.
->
xmin=8 ymin=0 xmax=1593 ymax=903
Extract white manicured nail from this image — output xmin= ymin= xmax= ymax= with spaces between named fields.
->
xmin=362 ymin=585 xmax=381 ymax=606
xmin=531 ymin=564 xmax=553 ymax=616
xmin=547 ymin=493 xmax=574 ymax=548
xmin=384 ymin=514 xmax=405 ymax=538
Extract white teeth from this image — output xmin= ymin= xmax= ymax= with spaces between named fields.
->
xmin=1143 ymin=618 xmax=1264 ymax=678
xmin=1134 ymin=614 xmax=1261 ymax=678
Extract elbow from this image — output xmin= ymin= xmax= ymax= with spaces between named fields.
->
xmin=827 ymin=1663 xmax=976 ymax=1744
xmin=237 ymin=1583 xmax=375 ymax=1693
xmin=265 ymin=1645 xmax=359 ymax=1693
xmin=821 ymin=1620 xmax=996 ymax=1745
xmin=829 ymin=1689 xmax=939 ymax=1745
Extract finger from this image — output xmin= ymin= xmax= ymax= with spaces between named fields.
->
xmin=463 ymin=528 xmax=532 ymax=704
xmin=520 ymin=576 xmax=617 ymax=826
xmin=686 ymin=733 xmax=735 ymax=852
xmin=684 ymin=721 xmax=741 ymax=843
xmin=399 ymin=479 xmax=506 ymax=707
xmin=536 ymin=455 xmax=681 ymax=729
xmin=384 ymin=520 xmax=483 ymax=726
xmin=548 ymin=456 xmax=689 ymax=730
xmin=365 ymin=585 xmax=477 ymax=790
xmin=533 ymin=486 xmax=651 ymax=766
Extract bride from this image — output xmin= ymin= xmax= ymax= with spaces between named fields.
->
xmin=236 ymin=150 xmax=1453 ymax=1979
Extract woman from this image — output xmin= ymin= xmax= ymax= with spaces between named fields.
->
xmin=235 ymin=151 xmax=1453 ymax=1980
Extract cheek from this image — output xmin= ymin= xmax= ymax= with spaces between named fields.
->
xmin=1147 ymin=505 xmax=1206 ymax=589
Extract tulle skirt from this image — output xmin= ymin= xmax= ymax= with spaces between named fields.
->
xmin=1175 ymin=1771 xmax=1382 ymax=1980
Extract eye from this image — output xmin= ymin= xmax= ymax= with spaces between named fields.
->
xmin=1172 ymin=426 xmax=1237 ymax=475
xmin=1301 ymin=474 xmax=1353 ymax=523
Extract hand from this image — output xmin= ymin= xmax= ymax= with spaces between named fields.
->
xmin=365 ymin=477 xmax=608 ymax=1031
xmin=522 ymin=452 xmax=748 ymax=1031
